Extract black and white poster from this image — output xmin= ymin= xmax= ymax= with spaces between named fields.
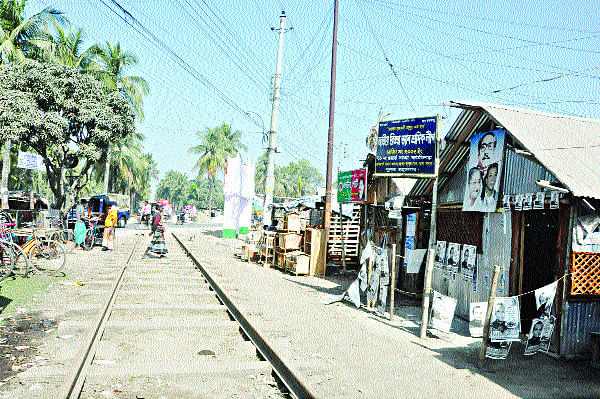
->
xmin=523 ymin=193 xmax=533 ymax=211
xmin=469 ymin=302 xmax=488 ymax=337
xmin=502 ymin=195 xmax=511 ymax=212
xmin=367 ymin=267 xmax=380 ymax=305
xmin=460 ymin=244 xmax=477 ymax=279
xmin=430 ymin=291 xmax=457 ymax=333
xmin=446 ymin=243 xmax=461 ymax=274
xmin=515 ymin=194 xmax=523 ymax=211
xmin=534 ymin=192 xmax=544 ymax=209
xmin=550 ymin=191 xmax=560 ymax=209
xmin=486 ymin=341 xmax=512 ymax=360
xmin=535 ymin=281 xmax=557 ymax=318
xmin=435 ymin=241 xmax=447 ymax=268
xmin=490 ymin=297 xmax=521 ymax=342
xmin=524 ymin=316 xmax=555 ymax=356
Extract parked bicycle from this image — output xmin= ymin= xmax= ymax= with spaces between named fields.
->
xmin=82 ymin=217 xmax=102 ymax=251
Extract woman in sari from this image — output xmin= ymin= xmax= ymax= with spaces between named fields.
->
xmin=142 ymin=206 xmax=168 ymax=258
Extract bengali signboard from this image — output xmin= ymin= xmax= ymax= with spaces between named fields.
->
xmin=375 ymin=116 xmax=437 ymax=177
xmin=17 ymin=151 xmax=46 ymax=172
xmin=337 ymin=168 xmax=367 ymax=203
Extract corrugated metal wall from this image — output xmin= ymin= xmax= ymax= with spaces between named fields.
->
xmin=562 ymin=301 xmax=600 ymax=357
xmin=502 ymin=149 xmax=556 ymax=195
xmin=438 ymin=149 xmax=557 ymax=206
xmin=432 ymin=212 xmax=511 ymax=320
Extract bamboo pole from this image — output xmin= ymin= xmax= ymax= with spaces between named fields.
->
xmin=390 ymin=243 xmax=397 ymax=321
xmin=478 ymin=264 xmax=502 ymax=369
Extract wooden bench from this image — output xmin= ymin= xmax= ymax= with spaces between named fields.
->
xmin=591 ymin=332 xmax=600 ymax=368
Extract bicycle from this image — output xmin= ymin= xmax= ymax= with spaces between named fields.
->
xmin=0 ymin=223 xmax=30 ymax=278
xmin=6 ymin=224 xmax=66 ymax=276
xmin=48 ymin=216 xmax=76 ymax=253
xmin=82 ymin=217 xmax=102 ymax=251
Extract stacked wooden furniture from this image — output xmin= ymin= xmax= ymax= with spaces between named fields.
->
xmin=258 ymin=231 xmax=276 ymax=268
xmin=303 ymin=227 xmax=326 ymax=276
xmin=327 ymin=204 xmax=361 ymax=264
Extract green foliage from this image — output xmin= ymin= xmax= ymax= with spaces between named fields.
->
xmin=187 ymin=175 xmax=224 ymax=210
xmin=155 ymin=170 xmax=189 ymax=211
xmin=255 ymin=154 xmax=323 ymax=199
xmin=0 ymin=60 xmax=136 ymax=209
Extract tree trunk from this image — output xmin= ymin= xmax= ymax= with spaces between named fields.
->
xmin=1 ymin=140 xmax=10 ymax=209
xmin=103 ymin=145 xmax=111 ymax=193
xmin=209 ymin=180 xmax=213 ymax=216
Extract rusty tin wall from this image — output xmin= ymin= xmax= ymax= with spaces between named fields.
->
xmin=561 ymin=301 xmax=600 ymax=357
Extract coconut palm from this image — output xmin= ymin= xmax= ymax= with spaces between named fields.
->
xmin=36 ymin=22 xmax=92 ymax=69
xmin=188 ymin=123 xmax=247 ymax=213
xmin=88 ymin=41 xmax=149 ymax=192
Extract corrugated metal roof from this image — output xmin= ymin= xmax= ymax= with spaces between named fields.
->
xmin=409 ymin=101 xmax=600 ymax=199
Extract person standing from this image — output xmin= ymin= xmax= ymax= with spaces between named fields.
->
xmin=141 ymin=200 xmax=151 ymax=227
xmin=102 ymin=203 xmax=118 ymax=251
xmin=74 ymin=198 xmax=88 ymax=249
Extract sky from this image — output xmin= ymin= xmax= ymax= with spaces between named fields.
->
xmin=27 ymin=0 xmax=600 ymax=196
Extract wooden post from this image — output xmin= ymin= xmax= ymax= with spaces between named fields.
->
xmin=340 ymin=208 xmax=346 ymax=271
xmin=367 ymin=255 xmax=374 ymax=308
xmin=478 ymin=264 xmax=502 ymax=369
xmin=390 ymin=243 xmax=396 ymax=321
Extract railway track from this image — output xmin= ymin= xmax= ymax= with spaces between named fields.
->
xmin=52 ymin=231 xmax=317 ymax=399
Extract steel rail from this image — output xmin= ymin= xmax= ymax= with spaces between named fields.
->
xmin=173 ymin=232 xmax=319 ymax=399
xmin=59 ymin=233 xmax=142 ymax=399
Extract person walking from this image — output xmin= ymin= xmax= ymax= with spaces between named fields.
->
xmin=142 ymin=205 xmax=168 ymax=258
xmin=102 ymin=202 xmax=118 ymax=251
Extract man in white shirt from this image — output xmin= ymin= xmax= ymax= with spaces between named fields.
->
xmin=141 ymin=201 xmax=151 ymax=226
xmin=482 ymin=163 xmax=499 ymax=210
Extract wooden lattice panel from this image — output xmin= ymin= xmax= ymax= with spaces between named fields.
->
xmin=571 ymin=252 xmax=600 ymax=295
xmin=436 ymin=209 xmax=483 ymax=251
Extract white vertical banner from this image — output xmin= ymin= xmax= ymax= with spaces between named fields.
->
xmin=223 ymin=155 xmax=242 ymax=238
xmin=238 ymin=163 xmax=255 ymax=234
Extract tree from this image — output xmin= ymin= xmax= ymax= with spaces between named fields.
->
xmin=0 ymin=0 xmax=65 ymax=208
xmin=36 ymin=22 xmax=93 ymax=70
xmin=0 ymin=60 xmax=136 ymax=210
xmin=155 ymin=170 xmax=188 ymax=211
xmin=88 ymin=41 xmax=149 ymax=192
xmin=187 ymin=175 xmax=223 ymax=210
xmin=188 ymin=123 xmax=247 ymax=213
xmin=255 ymin=157 xmax=323 ymax=199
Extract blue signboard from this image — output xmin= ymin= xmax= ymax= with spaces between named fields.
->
xmin=375 ymin=116 xmax=437 ymax=176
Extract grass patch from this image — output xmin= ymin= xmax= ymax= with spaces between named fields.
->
xmin=0 ymin=274 xmax=55 ymax=316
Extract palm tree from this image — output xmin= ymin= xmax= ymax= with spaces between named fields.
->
xmin=36 ymin=22 xmax=92 ymax=69
xmin=0 ymin=0 xmax=65 ymax=208
xmin=156 ymin=170 xmax=188 ymax=211
xmin=188 ymin=123 xmax=247 ymax=214
xmin=88 ymin=41 xmax=149 ymax=192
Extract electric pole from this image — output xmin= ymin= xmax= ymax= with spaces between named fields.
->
xmin=262 ymin=11 xmax=287 ymax=227
xmin=324 ymin=0 xmax=339 ymax=249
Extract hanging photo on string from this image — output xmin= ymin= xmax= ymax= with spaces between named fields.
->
xmin=435 ymin=241 xmax=447 ymax=268
xmin=367 ymin=267 xmax=380 ymax=305
xmin=523 ymin=193 xmax=533 ymax=210
xmin=446 ymin=243 xmax=461 ymax=274
xmin=489 ymin=297 xmax=521 ymax=342
xmin=524 ymin=316 xmax=555 ymax=356
xmin=503 ymin=195 xmax=511 ymax=212
xmin=469 ymin=302 xmax=487 ymax=337
xmin=534 ymin=192 xmax=544 ymax=209
xmin=515 ymin=194 xmax=523 ymax=211
xmin=535 ymin=281 xmax=558 ymax=318
xmin=550 ymin=191 xmax=560 ymax=209
xmin=486 ymin=341 xmax=512 ymax=360
xmin=430 ymin=291 xmax=457 ymax=333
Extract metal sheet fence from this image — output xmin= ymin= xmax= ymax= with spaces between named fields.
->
xmin=432 ymin=212 xmax=511 ymax=320
xmin=562 ymin=301 xmax=600 ymax=357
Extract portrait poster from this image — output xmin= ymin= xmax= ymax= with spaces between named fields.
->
xmin=489 ymin=296 xmax=521 ymax=342
xmin=337 ymin=168 xmax=367 ymax=203
xmin=502 ymin=195 xmax=511 ymax=213
xmin=524 ymin=316 xmax=555 ymax=356
xmin=534 ymin=192 xmax=544 ymax=209
xmin=523 ymin=193 xmax=533 ymax=211
xmin=535 ymin=281 xmax=557 ymax=318
xmin=446 ymin=243 xmax=461 ymax=274
xmin=469 ymin=302 xmax=488 ymax=337
xmin=367 ymin=267 xmax=380 ymax=305
xmin=376 ymin=248 xmax=390 ymax=286
xmin=462 ymin=130 xmax=505 ymax=213
xmin=515 ymin=194 xmax=523 ymax=211
xmin=434 ymin=241 xmax=447 ymax=268
xmin=550 ymin=191 xmax=560 ymax=209
xmin=460 ymin=244 xmax=477 ymax=279
xmin=486 ymin=341 xmax=512 ymax=360
xmin=430 ymin=291 xmax=457 ymax=333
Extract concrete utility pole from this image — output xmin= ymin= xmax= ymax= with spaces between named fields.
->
xmin=262 ymin=11 xmax=287 ymax=227
xmin=323 ymin=0 xmax=339 ymax=248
